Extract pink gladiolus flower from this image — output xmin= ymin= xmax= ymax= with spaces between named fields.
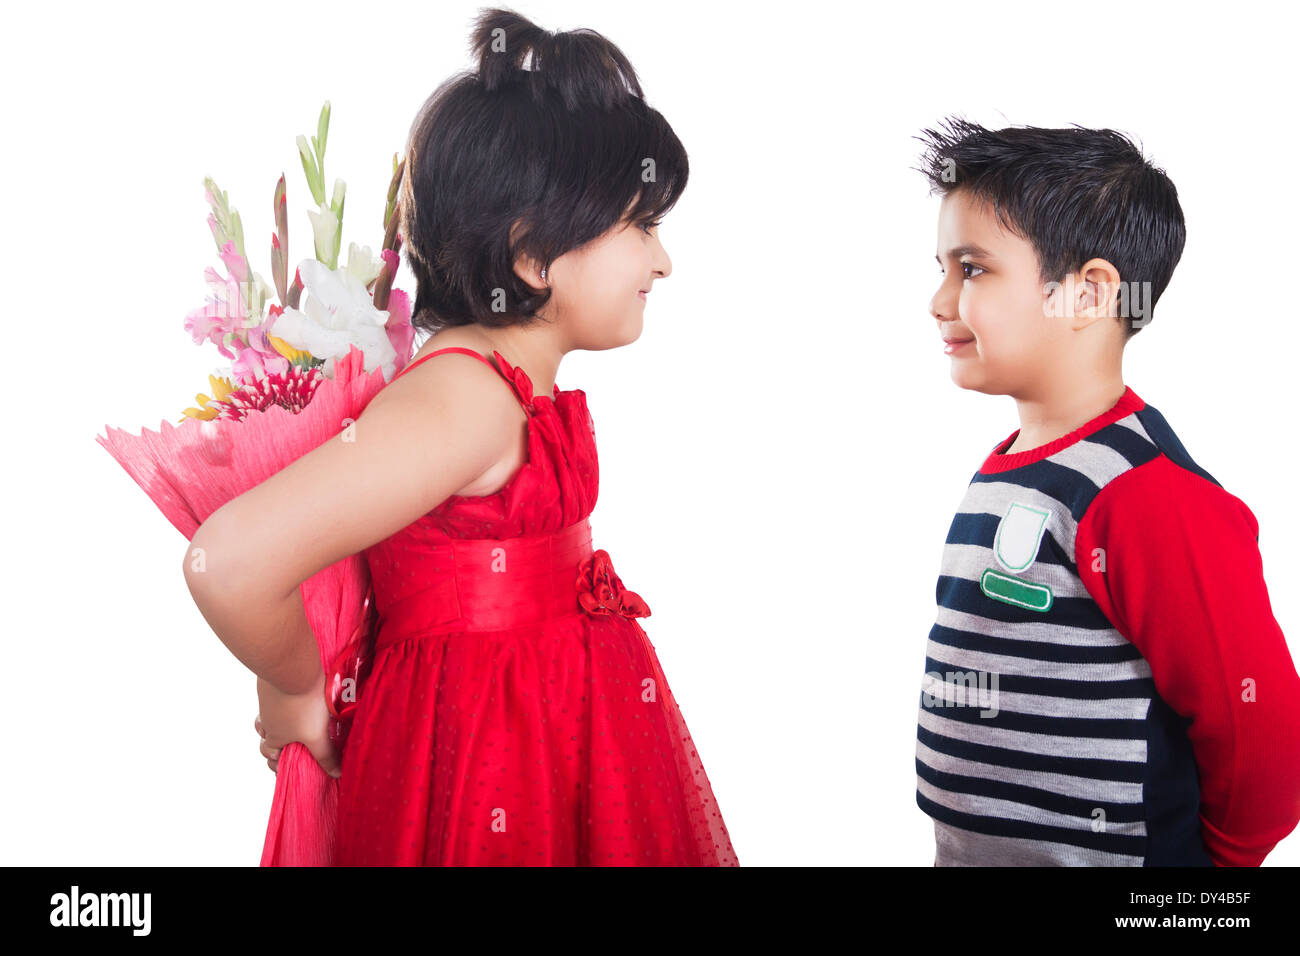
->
xmin=219 ymin=240 xmax=248 ymax=284
xmin=232 ymin=344 xmax=289 ymax=382
xmin=385 ymin=287 xmax=413 ymax=372
xmin=246 ymin=323 xmax=291 ymax=370
xmin=184 ymin=267 xmax=248 ymax=360
xmin=184 ymin=303 xmax=231 ymax=355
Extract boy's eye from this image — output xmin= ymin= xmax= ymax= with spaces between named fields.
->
xmin=639 ymin=219 xmax=663 ymax=234
xmin=961 ymin=261 xmax=984 ymax=279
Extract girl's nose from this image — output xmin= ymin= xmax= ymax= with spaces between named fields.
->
xmin=655 ymin=248 xmax=672 ymax=280
xmin=649 ymin=230 xmax=672 ymax=280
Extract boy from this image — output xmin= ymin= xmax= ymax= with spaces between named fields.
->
xmin=913 ymin=118 xmax=1300 ymax=866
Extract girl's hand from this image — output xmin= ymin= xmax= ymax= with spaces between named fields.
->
xmin=254 ymin=667 xmax=342 ymax=779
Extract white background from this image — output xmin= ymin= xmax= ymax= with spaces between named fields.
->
xmin=4 ymin=0 xmax=1298 ymax=867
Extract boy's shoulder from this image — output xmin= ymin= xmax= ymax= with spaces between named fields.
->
xmin=1070 ymin=391 xmax=1260 ymax=549
xmin=1111 ymin=393 xmax=1221 ymax=487
xmin=963 ymin=387 xmax=1258 ymax=548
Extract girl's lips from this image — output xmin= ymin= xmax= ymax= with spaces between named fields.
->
xmin=943 ymin=338 xmax=975 ymax=354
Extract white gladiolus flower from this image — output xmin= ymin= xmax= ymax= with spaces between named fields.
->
xmin=344 ymin=242 xmax=386 ymax=287
xmin=305 ymin=203 xmax=340 ymax=265
xmin=272 ymin=258 xmax=397 ymax=379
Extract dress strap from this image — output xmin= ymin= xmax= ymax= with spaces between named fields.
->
xmin=391 ymin=346 xmax=532 ymax=413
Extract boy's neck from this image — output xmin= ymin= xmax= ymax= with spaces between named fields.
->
xmin=1004 ymin=373 xmax=1128 ymax=456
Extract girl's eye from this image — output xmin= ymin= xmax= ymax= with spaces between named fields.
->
xmin=639 ymin=220 xmax=662 ymax=234
xmin=961 ymin=261 xmax=984 ymax=279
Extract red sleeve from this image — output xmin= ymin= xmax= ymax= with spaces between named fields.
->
xmin=1075 ymin=455 xmax=1300 ymax=866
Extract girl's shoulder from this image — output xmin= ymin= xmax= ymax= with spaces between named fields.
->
xmin=382 ymin=333 xmax=514 ymax=401
xmin=368 ymin=336 xmax=532 ymax=499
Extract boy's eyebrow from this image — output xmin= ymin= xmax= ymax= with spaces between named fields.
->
xmin=935 ymin=243 xmax=995 ymax=262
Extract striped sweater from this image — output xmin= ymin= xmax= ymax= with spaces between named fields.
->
xmin=915 ymin=385 xmax=1300 ymax=866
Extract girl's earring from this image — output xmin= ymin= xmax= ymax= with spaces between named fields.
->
xmin=540 ymin=267 xmax=548 ymax=283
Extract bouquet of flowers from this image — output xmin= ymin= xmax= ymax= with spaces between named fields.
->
xmin=96 ymin=102 xmax=412 ymax=866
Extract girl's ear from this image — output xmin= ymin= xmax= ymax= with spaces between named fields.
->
xmin=511 ymin=254 xmax=548 ymax=292
xmin=508 ymin=218 xmax=548 ymax=292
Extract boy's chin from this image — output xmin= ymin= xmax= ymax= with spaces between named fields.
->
xmin=948 ymin=366 xmax=1006 ymax=396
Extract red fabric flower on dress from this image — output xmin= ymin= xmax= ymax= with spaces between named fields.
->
xmin=492 ymin=350 xmax=537 ymax=413
xmin=576 ymin=549 xmax=651 ymax=619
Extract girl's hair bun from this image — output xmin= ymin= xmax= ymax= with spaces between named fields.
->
xmin=471 ymin=7 xmax=644 ymax=109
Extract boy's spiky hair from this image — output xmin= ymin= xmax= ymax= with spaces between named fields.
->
xmin=916 ymin=117 xmax=1186 ymax=337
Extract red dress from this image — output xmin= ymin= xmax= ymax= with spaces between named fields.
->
xmin=334 ymin=347 xmax=738 ymax=866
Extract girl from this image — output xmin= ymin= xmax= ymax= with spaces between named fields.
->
xmin=195 ymin=8 xmax=738 ymax=865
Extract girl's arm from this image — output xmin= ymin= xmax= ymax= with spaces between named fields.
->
xmin=182 ymin=353 xmax=527 ymax=693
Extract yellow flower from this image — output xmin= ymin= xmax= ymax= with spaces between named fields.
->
xmin=269 ymin=333 xmax=313 ymax=365
xmin=179 ymin=373 xmax=236 ymax=422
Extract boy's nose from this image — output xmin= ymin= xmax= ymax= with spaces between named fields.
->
xmin=930 ymin=284 xmax=955 ymax=323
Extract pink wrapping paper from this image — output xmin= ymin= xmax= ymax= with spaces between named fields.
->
xmin=97 ymin=344 xmax=392 ymax=865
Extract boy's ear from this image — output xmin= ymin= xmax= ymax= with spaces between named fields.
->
xmin=1070 ymin=258 xmax=1124 ymax=330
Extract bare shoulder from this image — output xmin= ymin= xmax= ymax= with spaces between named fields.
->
xmin=366 ymin=331 xmax=529 ymax=495
xmin=370 ymin=332 xmax=519 ymax=424
xmin=361 ymin=335 xmax=522 ymax=455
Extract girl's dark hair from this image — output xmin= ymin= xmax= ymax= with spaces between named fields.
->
xmin=401 ymin=7 xmax=688 ymax=333
xmin=916 ymin=117 xmax=1185 ymax=337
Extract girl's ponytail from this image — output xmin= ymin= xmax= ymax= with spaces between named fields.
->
xmin=470 ymin=8 xmax=644 ymax=110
